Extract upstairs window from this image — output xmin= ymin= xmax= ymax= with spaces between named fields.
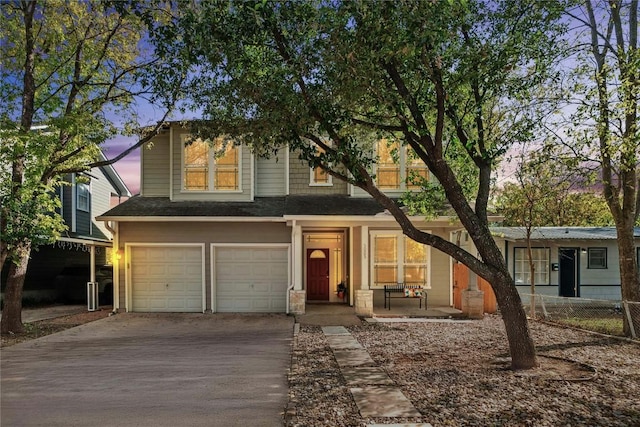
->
xmin=310 ymin=144 xmax=333 ymax=186
xmin=183 ymin=136 xmax=240 ymax=191
xmin=376 ymin=139 xmax=429 ymax=190
xmin=77 ymin=183 xmax=90 ymax=212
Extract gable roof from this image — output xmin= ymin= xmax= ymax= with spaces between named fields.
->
xmin=97 ymin=152 xmax=132 ymax=197
xmin=491 ymin=226 xmax=640 ymax=241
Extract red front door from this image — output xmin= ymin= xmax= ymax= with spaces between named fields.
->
xmin=307 ymin=249 xmax=330 ymax=301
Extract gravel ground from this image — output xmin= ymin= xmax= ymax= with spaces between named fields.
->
xmin=286 ymin=315 xmax=640 ymax=426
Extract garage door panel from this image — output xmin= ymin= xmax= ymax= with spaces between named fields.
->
xmin=131 ymin=246 xmax=203 ymax=313
xmin=215 ymin=247 xmax=288 ymax=313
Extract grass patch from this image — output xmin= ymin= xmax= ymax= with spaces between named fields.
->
xmin=560 ymin=317 xmax=624 ymax=336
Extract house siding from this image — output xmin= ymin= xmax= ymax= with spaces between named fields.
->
xmin=141 ymin=131 xmax=170 ymax=197
xmin=256 ymin=153 xmax=286 ymax=196
xmin=288 ymin=150 xmax=348 ymax=195
xmin=171 ymin=128 xmax=253 ymax=201
xmin=116 ymin=221 xmax=291 ymax=311
xmin=497 ymin=239 xmax=625 ymax=301
xmin=75 ymin=210 xmax=91 ymax=236
xmin=90 ymin=167 xmax=115 ymax=239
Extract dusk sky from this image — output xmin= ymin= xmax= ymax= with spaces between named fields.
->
xmin=103 ymin=135 xmax=141 ymax=195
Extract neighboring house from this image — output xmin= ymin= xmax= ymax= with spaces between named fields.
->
xmin=1 ymin=153 xmax=131 ymax=304
xmin=491 ymin=227 xmax=640 ymax=301
xmin=98 ymin=123 xmax=489 ymax=314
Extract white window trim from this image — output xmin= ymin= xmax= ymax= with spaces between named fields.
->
xmin=309 ymin=166 xmax=333 ymax=187
xmin=375 ymin=141 xmax=428 ymax=192
xmin=180 ymin=135 xmax=243 ymax=193
xmin=309 ymin=140 xmax=333 ymax=187
xmin=369 ymin=230 xmax=431 ymax=290
xmin=77 ymin=182 xmax=90 ymax=212
xmin=513 ymin=247 xmax=550 ymax=285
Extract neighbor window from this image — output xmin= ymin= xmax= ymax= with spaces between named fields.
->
xmin=371 ymin=230 xmax=430 ymax=288
xmin=77 ymin=183 xmax=90 ymax=212
xmin=588 ymin=248 xmax=607 ymax=269
xmin=513 ymin=247 xmax=550 ymax=285
xmin=376 ymin=139 xmax=429 ymax=190
xmin=183 ymin=136 xmax=240 ymax=191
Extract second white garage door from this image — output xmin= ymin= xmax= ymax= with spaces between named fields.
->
xmin=130 ymin=245 xmax=204 ymax=312
xmin=215 ymin=246 xmax=289 ymax=312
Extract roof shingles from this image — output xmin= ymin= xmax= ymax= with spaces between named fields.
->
xmin=98 ymin=195 xmax=387 ymax=218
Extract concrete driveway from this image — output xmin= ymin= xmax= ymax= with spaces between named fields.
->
xmin=1 ymin=313 xmax=294 ymax=427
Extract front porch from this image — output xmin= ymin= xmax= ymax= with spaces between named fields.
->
xmin=371 ymin=289 xmax=463 ymax=318
xmin=296 ymin=296 xmax=463 ymax=326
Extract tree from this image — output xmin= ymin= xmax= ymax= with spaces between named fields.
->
xmin=495 ymin=156 xmax=613 ymax=228
xmin=553 ymin=0 xmax=639 ymax=334
xmin=494 ymin=150 xmax=613 ymax=317
xmin=153 ymin=0 xmax=566 ymax=369
xmin=0 ymin=0 xmax=184 ymax=333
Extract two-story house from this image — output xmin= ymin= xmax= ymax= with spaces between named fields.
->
xmin=1 ymin=152 xmax=131 ymax=305
xmin=98 ymin=123 xmax=480 ymax=314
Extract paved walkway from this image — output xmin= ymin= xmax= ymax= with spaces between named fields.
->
xmin=321 ymin=326 xmax=432 ymax=427
xmin=1 ymin=305 xmax=88 ymax=323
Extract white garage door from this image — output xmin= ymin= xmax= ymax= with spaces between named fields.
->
xmin=130 ymin=246 xmax=204 ymax=312
xmin=215 ymin=246 xmax=288 ymax=312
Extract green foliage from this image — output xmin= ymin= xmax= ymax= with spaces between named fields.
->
xmin=155 ymin=0 xmax=566 ymax=219
xmin=0 ymin=1 xmax=179 ymax=264
xmin=494 ymin=153 xmax=613 ymax=227
xmin=0 ymin=0 xmax=147 ymax=263
xmin=495 ymin=183 xmax=613 ymax=227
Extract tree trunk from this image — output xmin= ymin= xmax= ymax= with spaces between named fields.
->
xmin=1 ymin=244 xmax=31 ymax=334
xmin=491 ymin=270 xmax=539 ymax=370
xmin=616 ymin=226 xmax=640 ymax=335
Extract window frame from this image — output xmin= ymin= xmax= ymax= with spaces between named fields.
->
xmin=309 ymin=142 xmax=333 ymax=187
xmin=181 ymin=135 xmax=242 ymax=193
xmin=76 ymin=182 xmax=90 ymax=212
xmin=369 ymin=230 xmax=431 ymax=289
xmin=513 ymin=247 xmax=550 ymax=285
xmin=375 ymin=139 xmax=429 ymax=191
xmin=587 ymin=247 xmax=608 ymax=269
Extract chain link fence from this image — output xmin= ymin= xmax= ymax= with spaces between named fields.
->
xmin=520 ymin=293 xmax=639 ymax=339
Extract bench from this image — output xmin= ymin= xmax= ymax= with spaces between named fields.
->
xmin=383 ymin=283 xmax=427 ymax=310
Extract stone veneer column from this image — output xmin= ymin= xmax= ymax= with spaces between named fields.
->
xmin=289 ymin=290 xmax=306 ymax=315
xmin=461 ymin=289 xmax=484 ymax=319
xmin=354 ymin=290 xmax=373 ymax=317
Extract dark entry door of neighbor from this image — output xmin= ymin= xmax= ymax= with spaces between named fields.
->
xmin=559 ymin=248 xmax=578 ymax=297
xmin=307 ymin=249 xmax=330 ymax=301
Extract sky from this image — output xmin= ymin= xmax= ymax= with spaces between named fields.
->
xmin=103 ymin=135 xmax=141 ymax=195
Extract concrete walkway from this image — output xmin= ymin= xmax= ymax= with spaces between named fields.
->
xmin=1 ymin=305 xmax=88 ymax=323
xmin=321 ymin=326 xmax=432 ymax=427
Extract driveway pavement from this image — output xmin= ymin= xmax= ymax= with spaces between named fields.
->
xmin=1 ymin=313 xmax=294 ymax=427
